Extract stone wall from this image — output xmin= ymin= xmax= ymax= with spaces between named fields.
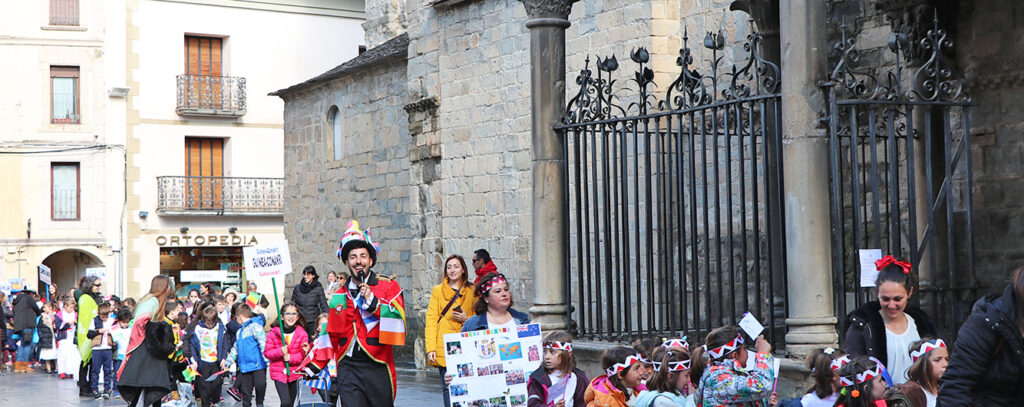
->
xmin=955 ymin=0 xmax=1024 ymax=285
xmin=278 ymin=55 xmax=414 ymax=356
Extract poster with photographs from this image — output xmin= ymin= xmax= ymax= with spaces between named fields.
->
xmin=444 ymin=323 xmax=542 ymax=407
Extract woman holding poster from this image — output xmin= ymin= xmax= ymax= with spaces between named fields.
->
xmin=461 ymin=273 xmax=530 ymax=332
xmin=425 ymin=254 xmax=477 ymax=406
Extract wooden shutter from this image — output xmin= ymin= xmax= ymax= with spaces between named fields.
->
xmin=185 ymin=138 xmax=224 ymax=209
xmin=184 ymin=36 xmax=223 ymax=109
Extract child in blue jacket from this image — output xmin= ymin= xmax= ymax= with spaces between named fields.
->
xmin=222 ymin=304 xmax=268 ymax=407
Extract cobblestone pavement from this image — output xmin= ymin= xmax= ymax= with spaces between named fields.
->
xmin=0 ymin=364 xmax=442 ymax=406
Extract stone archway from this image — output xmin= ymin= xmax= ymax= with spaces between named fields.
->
xmin=41 ymin=249 xmax=104 ymax=298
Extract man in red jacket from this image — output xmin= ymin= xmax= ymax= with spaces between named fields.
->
xmin=320 ymin=220 xmax=406 ymax=407
xmin=472 ymin=248 xmax=498 ymax=286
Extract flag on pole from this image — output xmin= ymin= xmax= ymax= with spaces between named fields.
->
xmin=378 ymin=293 xmax=406 ymax=345
xmin=245 ymin=292 xmax=261 ymax=309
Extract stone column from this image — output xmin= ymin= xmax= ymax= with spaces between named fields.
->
xmin=779 ymin=0 xmax=838 ymax=355
xmin=519 ymin=0 xmax=577 ymax=331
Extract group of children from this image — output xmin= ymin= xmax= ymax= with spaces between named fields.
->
xmin=177 ymin=292 xmax=327 ymax=407
xmin=524 ymin=327 xmax=947 ymax=407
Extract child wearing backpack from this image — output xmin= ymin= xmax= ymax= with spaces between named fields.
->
xmin=526 ymin=331 xmax=588 ymax=407
xmin=223 ymin=303 xmax=268 ymax=407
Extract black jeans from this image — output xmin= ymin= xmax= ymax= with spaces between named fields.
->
xmin=273 ymin=380 xmax=298 ymax=407
xmin=438 ymin=366 xmax=450 ymax=407
xmin=237 ymin=368 xmax=267 ymax=407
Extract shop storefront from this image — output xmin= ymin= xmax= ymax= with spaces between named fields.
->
xmin=156 ymin=233 xmax=262 ymax=296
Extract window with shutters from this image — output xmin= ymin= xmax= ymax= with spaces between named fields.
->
xmin=52 ymin=163 xmax=80 ymax=221
xmin=51 ymin=66 xmax=80 ymax=124
xmin=50 ymin=0 xmax=80 ymax=26
xmin=178 ymin=35 xmax=245 ymax=116
xmin=185 ymin=137 xmax=225 ymax=209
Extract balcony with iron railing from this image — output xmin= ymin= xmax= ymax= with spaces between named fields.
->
xmin=176 ymin=74 xmax=247 ymax=117
xmin=157 ymin=176 xmax=283 ymax=216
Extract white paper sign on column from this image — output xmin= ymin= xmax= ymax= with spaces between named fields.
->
xmin=38 ymin=264 xmax=52 ymax=285
xmin=243 ymin=241 xmax=294 ymax=279
xmin=859 ymin=249 xmax=883 ymax=287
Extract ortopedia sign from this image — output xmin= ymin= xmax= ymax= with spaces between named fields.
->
xmin=156 ymin=234 xmax=259 ymax=247
xmin=180 ymin=270 xmax=230 ymax=282
xmin=242 ymin=241 xmax=293 ymax=279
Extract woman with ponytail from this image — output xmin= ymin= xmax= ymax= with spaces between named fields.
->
xmin=844 ymin=255 xmax=937 ymax=384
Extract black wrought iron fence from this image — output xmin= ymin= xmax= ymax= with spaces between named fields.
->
xmin=558 ymin=24 xmax=787 ymax=344
xmin=824 ymin=15 xmax=977 ymax=341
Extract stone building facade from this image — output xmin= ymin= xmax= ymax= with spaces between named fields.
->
xmin=276 ymin=0 xmax=1024 ymax=369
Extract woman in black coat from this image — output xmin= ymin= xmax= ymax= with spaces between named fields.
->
xmin=291 ymin=265 xmax=328 ymax=341
xmin=843 ymin=257 xmax=937 ymax=384
xmin=938 ymin=268 xmax=1024 ymax=406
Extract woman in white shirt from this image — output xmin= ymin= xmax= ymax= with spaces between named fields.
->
xmin=843 ymin=255 xmax=937 ymax=384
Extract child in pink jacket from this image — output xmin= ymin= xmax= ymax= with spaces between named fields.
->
xmin=263 ymin=303 xmax=310 ymax=407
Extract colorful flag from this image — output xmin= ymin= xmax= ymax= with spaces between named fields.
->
xmin=302 ymin=360 xmax=335 ymax=390
xmin=378 ymin=294 xmax=406 ymax=345
xmin=182 ymin=366 xmax=200 ymax=382
xmin=296 ymin=321 xmax=335 ymax=376
xmin=245 ymin=292 xmax=261 ymax=309
xmin=328 ymin=292 xmax=348 ymax=310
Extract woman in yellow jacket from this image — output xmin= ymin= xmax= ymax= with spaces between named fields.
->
xmin=425 ymin=254 xmax=477 ymax=407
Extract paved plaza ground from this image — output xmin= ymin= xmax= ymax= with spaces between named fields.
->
xmin=0 ymin=364 xmax=442 ymax=406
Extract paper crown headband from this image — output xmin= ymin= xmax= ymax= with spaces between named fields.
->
xmin=544 ymin=341 xmax=572 ymax=352
xmin=651 ymin=359 xmax=691 ymax=372
xmin=830 ymin=355 xmax=851 ymax=372
xmin=480 ymin=274 xmax=507 ymax=294
xmin=875 ymin=255 xmax=911 ymax=274
xmin=336 ymin=220 xmax=380 ymax=259
xmin=910 ymin=339 xmax=946 ymax=362
xmin=661 ymin=338 xmax=690 ymax=351
xmin=839 ymin=357 xmax=885 ymax=387
xmin=707 ymin=334 xmax=744 ymax=359
xmin=605 ymin=353 xmax=644 ymax=377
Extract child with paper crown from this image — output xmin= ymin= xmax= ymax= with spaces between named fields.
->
xmin=694 ymin=325 xmax=775 ymax=407
xmin=526 ymin=331 xmax=588 ymax=407
xmin=800 ymin=347 xmax=848 ymax=407
xmin=894 ymin=338 xmax=948 ymax=407
xmin=584 ymin=346 xmax=647 ymax=407
xmin=834 ymin=356 xmax=888 ymax=407
xmin=635 ymin=346 xmax=696 ymax=407
xmin=313 ymin=220 xmax=406 ymax=407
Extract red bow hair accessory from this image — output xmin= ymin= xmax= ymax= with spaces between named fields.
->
xmin=875 ymin=255 xmax=911 ymax=274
